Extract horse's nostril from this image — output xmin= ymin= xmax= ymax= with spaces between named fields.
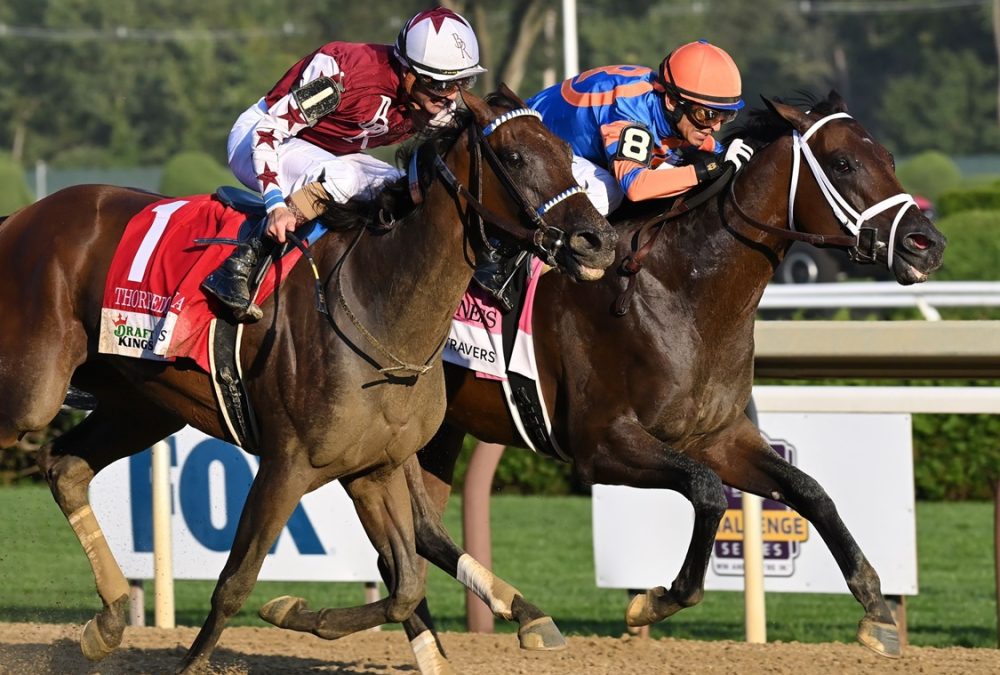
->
xmin=573 ymin=230 xmax=603 ymax=252
xmin=908 ymin=233 xmax=932 ymax=251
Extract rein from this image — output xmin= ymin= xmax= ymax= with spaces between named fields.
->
xmin=414 ymin=108 xmax=584 ymax=266
xmin=612 ymin=170 xmax=732 ymax=316
xmin=613 ymin=111 xmax=919 ymax=316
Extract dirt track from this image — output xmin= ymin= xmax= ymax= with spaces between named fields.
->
xmin=0 ymin=622 xmax=998 ymax=674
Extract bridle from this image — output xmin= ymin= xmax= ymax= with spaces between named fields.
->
xmin=334 ymin=105 xmax=586 ymax=377
xmin=729 ymin=111 xmax=919 ymax=268
xmin=408 ymin=107 xmax=585 ymax=266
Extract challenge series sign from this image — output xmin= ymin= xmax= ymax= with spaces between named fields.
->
xmin=90 ymin=426 xmax=380 ymax=582
xmin=592 ymin=413 xmax=918 ymax=595
xmin=712 ymin=438 xmax=809 ymax=577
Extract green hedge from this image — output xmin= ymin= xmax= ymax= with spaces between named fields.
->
xmin=932 ymin=209 xmax=1000 ymax=281
xmin=936 ymin=185 xmax=1000 ymax=218
xmin=896 ymin=151 xmax=961 ymax=201
xmin=0 ymin=153 xmax=34 ymax=214
xmin=159 ymin=151 xmax=239 ymax=197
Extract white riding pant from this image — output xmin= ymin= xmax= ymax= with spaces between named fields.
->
xmin=227 ymin=99 xmax=404 ymax=204
xmin=571 ymin=155 xmax=624 ymax=216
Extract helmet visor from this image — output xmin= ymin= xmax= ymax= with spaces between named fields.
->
xmin=679 ymin=100 xmax=738 ymax=129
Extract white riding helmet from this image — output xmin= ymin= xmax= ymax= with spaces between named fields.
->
xmin=394 ymin=7 xmax=488 ymax=81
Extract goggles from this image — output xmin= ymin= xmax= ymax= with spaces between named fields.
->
xmin=416 ymin=74 xmax=477 ymax=97
xmin=678 ymin=100 xmax=738 ymax=129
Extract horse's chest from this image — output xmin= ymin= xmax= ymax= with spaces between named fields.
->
xmin=308 ymin=378 xmax=447 ymax=469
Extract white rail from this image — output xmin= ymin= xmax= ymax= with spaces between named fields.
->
xmin=759 ymin=281 xmax=1000 ymax=320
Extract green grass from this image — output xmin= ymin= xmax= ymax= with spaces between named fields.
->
xmin=0 ymin=486 xmax=995 ymax=647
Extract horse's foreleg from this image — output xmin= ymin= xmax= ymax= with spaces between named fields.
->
xmin=260 ymin=464 xmax=426 ymax=639
xmin=587 ymin=419 xmax=727 ymax=628
xmin=179 ymin=457 xmax=314 ymax=674
xmin=702 ymin=417 xmax=900 ymax=658
xmin=404 ymin=454 xmax=566 ymax=652
xmin=36 ymin=407 xmax=183 ymax=662
xmin=392 ymin=425 xmax=466 ymax=674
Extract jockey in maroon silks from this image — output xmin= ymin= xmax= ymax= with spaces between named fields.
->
xmin=202 ymin=7 xmax=487 ymax=321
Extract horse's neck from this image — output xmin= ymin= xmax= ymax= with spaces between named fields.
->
xmin=632 ymin=200 xmax=778 ymax=323
xmin=337 ymin=192 xmax=470 ymax=355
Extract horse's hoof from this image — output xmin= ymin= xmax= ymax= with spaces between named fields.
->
xmin=259 ymin=595 xmax=306 ymax=628
xmin=857 ymin=618 xmax=902 ymax=658
xmin=625 ymin=588 xmax=660 ymax=627
xmin=80 ymin=618 xmax=115 ymax=661
xmin=517 ymin=616 xmax=566 ymax=651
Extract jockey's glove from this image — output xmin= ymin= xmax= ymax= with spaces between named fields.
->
xmin=723 ymin=138 xmax=754 ymax=172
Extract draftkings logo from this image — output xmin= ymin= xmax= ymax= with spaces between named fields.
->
xmin=711 ymin=435 xmax=810 ymax=577
xmin=98 ymin=308 xmax=176 ymax=361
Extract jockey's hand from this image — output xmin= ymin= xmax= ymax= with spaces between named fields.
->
xmin=724 ymin=138 xmax=754 ymax=172
xmin=265 ymin=206 xmax=297 ymax=244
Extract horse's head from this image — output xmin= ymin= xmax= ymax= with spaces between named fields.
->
xmin=441 ymin=87 xmax=617 ymax=281
xmin=734 ymin=91 xmax=945 ymax=285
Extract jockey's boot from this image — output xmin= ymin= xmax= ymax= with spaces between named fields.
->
xmin=201 ymin=236 xmax=264 ymax=322
xmin=472 ymin=252 xmax=524 ymax=314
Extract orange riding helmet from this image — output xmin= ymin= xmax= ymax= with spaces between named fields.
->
xmin=660 ymin=39 xmax=744 ymax=111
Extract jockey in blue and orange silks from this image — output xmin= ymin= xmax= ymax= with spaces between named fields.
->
xmin=526 ymin=40 xmax=754 ymax=216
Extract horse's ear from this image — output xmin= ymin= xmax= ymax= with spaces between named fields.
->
xmin=497 ymin=82 xmax=528 ymax=108
xmin=761 ymin=95 xmax=813 ymax=135
xmin=461 ymin=89 xmax=496 ymax=127
xmin=826 ymin=89 xmax=849 ymax=113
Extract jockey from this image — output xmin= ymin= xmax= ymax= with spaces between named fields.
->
xmin=202 ymin=7 xmax=487 ymax=321
xmin=526 ymin=39 xmax=753 ymax=217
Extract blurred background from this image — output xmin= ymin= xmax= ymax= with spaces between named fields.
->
xmin=0 ymin=0 xmax=996 ymax=201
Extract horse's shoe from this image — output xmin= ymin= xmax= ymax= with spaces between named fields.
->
xmin=80 ymin=617 xmax=115 ymax=661
xmin=857 ymin=617 xmax=902 ymax=658
xmin=259 ymin=595 xmax=307 ymax=628
xmin=517 ymin=616 xmax=566 ymax=651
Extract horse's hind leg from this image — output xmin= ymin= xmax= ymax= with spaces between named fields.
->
xmin=36 ymin=402 xmax=183 ymax=661
xmin=700 ymin=416 xmax=900 ymax=657
xmin=259 ymin=463 xmax=427 ymax=639
xmin=404 ymin=452 xmax=565 ymax=652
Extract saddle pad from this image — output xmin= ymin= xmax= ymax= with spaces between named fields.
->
xmin=98 ymin=194 xmax=318 ymax=372
xmin=443 ymin=257 xmax=544 ymax=382
xmin=443 ymin=258 xmax=565 ymax=459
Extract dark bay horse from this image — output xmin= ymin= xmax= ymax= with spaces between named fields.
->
xmin=385 ymin=91 xmax=946 ymax=668
xmin=0 ymin=91 xmax=617 ymax=672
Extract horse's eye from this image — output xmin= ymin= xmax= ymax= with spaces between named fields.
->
xmin=832 ymin=157 xmax=852 ymax=174
xmin=502 ymin=151 xmax=523 ymax=167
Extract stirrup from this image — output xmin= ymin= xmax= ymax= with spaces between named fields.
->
xmin=472 ymin=257 xmax=520 ymax=313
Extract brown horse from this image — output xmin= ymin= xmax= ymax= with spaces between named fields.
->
xmin=370 ymin=91 xmax=944 ymax=670
xmin=0 ymin=91 xmax=617 ymax=672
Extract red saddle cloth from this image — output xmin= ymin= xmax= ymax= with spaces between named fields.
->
xmin=98 ymin=194 xmax=306 ymax=372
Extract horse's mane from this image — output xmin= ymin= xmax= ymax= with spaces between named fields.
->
xmin=725 ymin=91 xmax=843 ymax=151
xmin=313 ymin=105 xmax=482 ymax=233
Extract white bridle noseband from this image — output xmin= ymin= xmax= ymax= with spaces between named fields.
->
xmin=788 ymin=112 xmax=918 ymax=269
